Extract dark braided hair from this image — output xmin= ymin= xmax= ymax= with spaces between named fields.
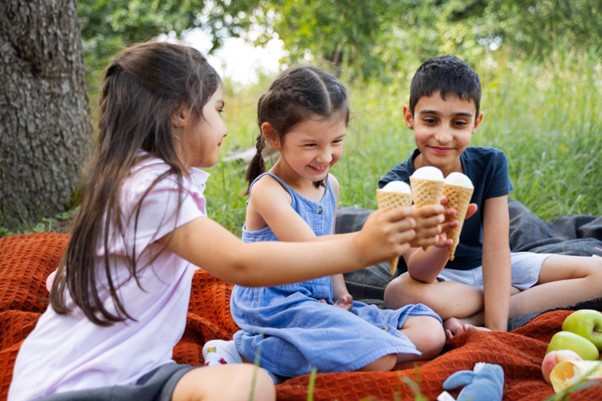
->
xmin=245 ymin=66 xmax=349 ymax=192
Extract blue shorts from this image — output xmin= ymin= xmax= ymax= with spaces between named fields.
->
xmin=438 ymin=252 xmax=552 ymax=290
xmin=37 ymin=363 xmax=194 ymax=401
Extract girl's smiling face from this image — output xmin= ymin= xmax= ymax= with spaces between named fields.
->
xmin=185 ymin=86 xmax=228 ymax=168
xmin=268 ymin=110 xmax=347 ymax=186
xmin=405 ymin=92 xmax=483 ymax=176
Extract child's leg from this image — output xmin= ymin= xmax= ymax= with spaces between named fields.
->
xmin=397 ymin=315 xmax=446 ymax=361
xmin=172 ymin=364 xmax=275 ymax=401
xmin=384 ymin=272 xmax=483 ymax=320
xmin=357 ymin=354 xmax=398 ymax=372
xmin=510 ymin=254 xmax=602 ymax=317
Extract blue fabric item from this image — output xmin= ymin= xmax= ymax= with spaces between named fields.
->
xmin=378 ymin=147 xmax=513 ymax=271
xmin=231 ymin=172 xmax=441 ymax=379
xmin=442 ymin=362 xmax=504 ymax=401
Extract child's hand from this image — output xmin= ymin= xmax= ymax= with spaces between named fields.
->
xmin=334 ymin=294 xmax=353 ymax=311
xmin=356 ymin=206 xmax=416 ymax=265
xmin=410 ymin=204 xmax=445 ymax=249
xmin=437 ymin=201 xmax=478 ymax=249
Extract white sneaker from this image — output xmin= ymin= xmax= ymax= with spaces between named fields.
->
xmin=202 ymin=340 xmax=243 ymax=366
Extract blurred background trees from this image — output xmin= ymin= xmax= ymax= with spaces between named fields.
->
xmin=79 ymin=0 xmax=602 ymax=83
xmin=2 ymin=0 xmax=601 ymax=231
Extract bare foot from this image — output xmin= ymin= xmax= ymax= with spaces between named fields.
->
xmin=443 ymin=318 xmax=491 ymax=339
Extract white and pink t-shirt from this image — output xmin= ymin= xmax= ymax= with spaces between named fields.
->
xmin=9 ymin=157 xmax=209 ymax=401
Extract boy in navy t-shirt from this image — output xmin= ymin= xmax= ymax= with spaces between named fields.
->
xmin=380 ymin=55 xmax=602 ymax=337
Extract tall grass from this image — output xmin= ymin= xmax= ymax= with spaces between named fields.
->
xmin=210 ymin=51 xmax=601 ymax=234
xmin=2 ymin=51 xmax=599 ymax=237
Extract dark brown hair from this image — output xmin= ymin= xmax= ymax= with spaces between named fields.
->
xmin=245 ymin=66 xmax=349 ymax=192
xmin=50 ymin=41 xmax=221 ymax=325
xmin=409 ymin=55 xmax=481 ymax=116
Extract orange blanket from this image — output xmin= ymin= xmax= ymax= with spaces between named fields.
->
xmin=1 ymin=232 xmax=600 ymax=400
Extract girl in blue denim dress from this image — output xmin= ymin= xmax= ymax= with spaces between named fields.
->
xmin=203 ymin=66 xmax=446 ymax=382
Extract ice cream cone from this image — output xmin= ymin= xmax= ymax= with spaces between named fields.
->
xmin=409 ymin=167 xmax=445 ymax=251
xmin=443 ymin=183 xmax=474 ymax=261
xmin=376 ymin=182 xmax=412 ymax=275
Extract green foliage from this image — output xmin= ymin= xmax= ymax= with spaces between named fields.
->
xmin=3 ymin=47 xmax=600 ymax=237
xmin=210 ymin=0 xmax=602 ymax=82
xmin=207 ymin=49 xmax=600 ymax=233
xmin=306 ymin=368 xmax=317 ymax=401
xmin=77 ymin=0 xmax=251 ymax=92
xmin=4 ymin=1 xmax=600 ymax=236
xmin=78 ymin=0 xmax=197 ymax=91
xmin=77 ymin=0 xmax=602 ymax=89
xmin=0 ymin=210 xmax=73 ymax=238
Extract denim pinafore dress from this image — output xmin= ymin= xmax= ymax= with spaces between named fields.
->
xmin=231 ymin=173 xmax=441 ymax=379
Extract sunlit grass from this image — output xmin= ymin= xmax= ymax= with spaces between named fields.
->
xmin=207 ymin=51 xmax=601 ymax=234
xmin=2 ymin=51 xmax=600 ymax=239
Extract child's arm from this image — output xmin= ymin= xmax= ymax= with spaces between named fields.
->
xmin=251 ymin=175 xmax=353 ymax=304
xmin=331 ymin=273 xmax=353 ymax=309
xmin=245 ymin=175 xmax=320 ymax=242
xmin=481 ymin=195 xmax=511 ymax=331
xmin=404 ymin=203 xmax=478 ymax=283
xmin=329 ymin=176 xmax=353 ymax=307
xmin=404 ymin=240 xmax=452 ymax=283
xmin=161 ymin=206 xmax=418 ymax=287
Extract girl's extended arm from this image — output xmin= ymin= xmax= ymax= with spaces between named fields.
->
xmin=161 ymin=207 xmax=417 ymax=287
xmin=481 ymin=195 xmax=511 ymax=331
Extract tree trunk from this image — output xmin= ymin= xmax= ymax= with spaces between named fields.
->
xmin=0 ymin=0 xmax=92 ymax=230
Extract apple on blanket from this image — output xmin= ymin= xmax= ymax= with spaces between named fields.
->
xmin=541 ymin=309 xmax=602 ymax=392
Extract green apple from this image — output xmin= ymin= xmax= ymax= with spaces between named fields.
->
xmin=562 ymin=309 xmax=602 ymax=350
xmin=547 ymin=331 xmax=599 ymax=360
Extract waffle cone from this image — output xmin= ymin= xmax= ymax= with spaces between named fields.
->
xmin=443 ymin=183 xmax=473 ymax=261
xmin=409 ymin=177 xmax=445 ymax=207
xmin=376 ymin=189 xmax=412 ymax=275
xmin=409 ymin=177 xmax=445 ymax=250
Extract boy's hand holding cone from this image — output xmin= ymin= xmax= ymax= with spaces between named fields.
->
xmin=409 ymin=166 xmax=445 ymax=251
xmin=443 ymin=172 xmax=474 ymax=261
xmin=376 ymin=181 xmax=412 ymax=275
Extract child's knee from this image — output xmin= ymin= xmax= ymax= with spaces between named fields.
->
xmin=384 ymin=277 xmax=436 ymax=309
xmin=415 ymin=318 xmax=446 ymax=359
xmin=230 ymin=365 xmax=275 ymax=401
xmin=385 ymin=276 xmax=418 ymax=307
xmin=177 ymin=364 xmax=275 ymax=401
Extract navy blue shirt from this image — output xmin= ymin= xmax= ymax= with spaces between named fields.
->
xmin=378 ymin=147 xmax=513 ymax=270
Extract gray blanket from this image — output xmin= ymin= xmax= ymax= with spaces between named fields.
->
xmin=336 ymin=199 xmax=602 ymax=330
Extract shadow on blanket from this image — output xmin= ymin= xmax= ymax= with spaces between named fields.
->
xmin=1 ymin=203 xmax=601 ymax=401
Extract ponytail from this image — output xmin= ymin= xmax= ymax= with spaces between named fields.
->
xmin=245 ymin=133 xmax=267 ymax=194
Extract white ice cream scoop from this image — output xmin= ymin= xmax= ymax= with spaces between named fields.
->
xmin=412 ymin=166 xmax=444 ymax=181
xmin=381 ymin=180 xmax=411 ymax=193
xmin=444 ymin=172 xmax=473 ymax=188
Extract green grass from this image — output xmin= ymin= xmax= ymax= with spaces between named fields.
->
xmin=2 ymin=50 xmax=600 ymax=239
xmin=208 ymin=50 xmax=601 ymax=234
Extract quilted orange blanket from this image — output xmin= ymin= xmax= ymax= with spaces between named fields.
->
xmin=1 ymin=232 xmax=601 ymax=400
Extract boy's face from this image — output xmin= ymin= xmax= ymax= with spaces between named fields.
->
xmin=404 ymin=92 xmax=483 ymax=176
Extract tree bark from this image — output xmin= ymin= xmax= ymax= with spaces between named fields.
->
xmin=0 ymin=0 xmax=92 ymax=230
